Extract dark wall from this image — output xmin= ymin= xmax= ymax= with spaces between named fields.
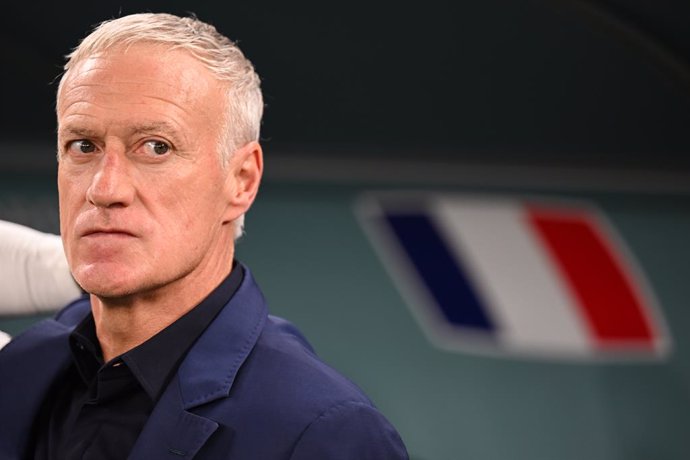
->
xmin=1 ymin=0 xmax=689 ymax=170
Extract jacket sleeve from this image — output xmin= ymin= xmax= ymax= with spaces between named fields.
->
xmin=289 ymin=401 xmax=409 ymax=460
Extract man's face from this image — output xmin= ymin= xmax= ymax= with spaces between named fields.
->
xmin=57 ymin=44 xmax=244 ymax=300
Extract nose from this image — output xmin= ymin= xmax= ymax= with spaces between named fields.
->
xmin=86 ymin=151 xmax=135 ymax=208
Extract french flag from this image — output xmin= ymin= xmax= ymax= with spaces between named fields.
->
xmin=358 ymin=194 xmax=670 ymax=360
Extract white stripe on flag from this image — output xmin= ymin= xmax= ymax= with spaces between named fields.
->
xmin=432 ymin=196 xmax=592 ymax=355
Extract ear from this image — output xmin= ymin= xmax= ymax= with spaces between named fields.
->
xmin=223 ymin=141 xmax=263 ymax=222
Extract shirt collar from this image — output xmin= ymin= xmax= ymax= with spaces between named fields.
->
xmin=69 ymin=262 xmax=244 ymax=401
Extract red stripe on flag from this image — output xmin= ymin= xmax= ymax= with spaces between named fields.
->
xmin=526 ymin=206 xmax=654 ymax=348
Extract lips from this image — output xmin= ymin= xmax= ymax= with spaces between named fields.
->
xmin=81 ymin=227 xmax=136 ymax=238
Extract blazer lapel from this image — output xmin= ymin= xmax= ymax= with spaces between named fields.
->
xmin=0 ymin=319 xmax=73 ymax=457
xmin=128 ymin=266 xmax=267 ymax=460
xmin=127 ymin=374 xmax=220 ymax=460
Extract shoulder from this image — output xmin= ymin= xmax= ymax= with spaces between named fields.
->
xmin=289 ymin=400 xmax=409 ymax=460
xmin=198 ymin=314 xmax=408 ymax=458
xmin=242 ymin=315 xmax=374 ymax=410
xmin=0 ymin=295 xmax=88 ymax=357
xmin=53 ymin=295 xmax=91 ymax=326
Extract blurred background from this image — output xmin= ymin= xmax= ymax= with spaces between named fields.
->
xmin=1 ymin=1 xmax=690 ymax=458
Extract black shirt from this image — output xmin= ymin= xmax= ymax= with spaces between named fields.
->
xmin=28 ymin=264 xmax=243 ymax=460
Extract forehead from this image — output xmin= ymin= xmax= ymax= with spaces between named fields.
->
xmin=57 ymin=44 xmax=225 ymax=133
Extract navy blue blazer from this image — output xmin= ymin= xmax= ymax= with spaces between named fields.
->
xmin=0 ymin=266 xmax=408 ymax=459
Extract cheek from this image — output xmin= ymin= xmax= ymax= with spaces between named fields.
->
xmin=57 ymin=164 xmax=87 ymax=206
xmin=57 ymin=179 xmax=76 ymax=233
xmin=153 ymin=178 xmax=226 ymax=241
xmin=164 ymin=171 xmax=227 ymax=216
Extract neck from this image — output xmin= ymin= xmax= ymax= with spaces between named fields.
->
xmin=92 ymin=251 xmax=234 ymax=363
xmin=92 ymin=297 xmax=177 ymax=362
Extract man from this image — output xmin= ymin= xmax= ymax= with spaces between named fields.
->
xmin=0 ymin=13 xmax=408 ymax=459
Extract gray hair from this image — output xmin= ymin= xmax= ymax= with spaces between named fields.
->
xmin=58 ymin=13 xmax=262 ymax=239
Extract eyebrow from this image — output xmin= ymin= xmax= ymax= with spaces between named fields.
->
xmin=58 ymin=126 xmax=102 ymax=139
xmin=58 ymin=122 xmax=183 ymax=143
xmin=129 ymin=121 xmax=180 ymax=137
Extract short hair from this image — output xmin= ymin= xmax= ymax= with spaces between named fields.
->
xmin=57 ymin=13 xmax=262 ymax=239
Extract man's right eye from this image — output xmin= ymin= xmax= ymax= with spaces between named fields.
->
xmin=67 ymin=140 xmax=97 ymax=154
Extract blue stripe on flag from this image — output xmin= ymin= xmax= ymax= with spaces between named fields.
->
xmin=384 ymin=212 xmax=495 ymax=331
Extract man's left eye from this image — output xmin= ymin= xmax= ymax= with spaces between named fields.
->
xmin=144 ymin=141 xmax=170 ymax=156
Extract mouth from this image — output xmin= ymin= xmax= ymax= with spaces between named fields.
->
xmin=81 ymin=228 xmax=136 ymax=238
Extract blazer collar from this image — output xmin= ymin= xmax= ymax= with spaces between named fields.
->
xmin=0 ymin=265 xmax=267 ymax=460
xmin=177 ymin=264 xmax=268 ymax=409
xmin=129 ymin=264 xmax=268 ymax=459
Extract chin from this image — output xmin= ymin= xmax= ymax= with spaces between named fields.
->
xmin=74 ymin=264 xmax=142 ymax=299
xmin=80 ymin=281 xmax=137 ymax=300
